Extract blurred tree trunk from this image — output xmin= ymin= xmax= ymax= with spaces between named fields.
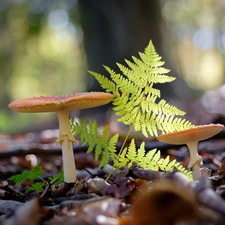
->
xmin=78 ymin=0 xmax=164 ymax=91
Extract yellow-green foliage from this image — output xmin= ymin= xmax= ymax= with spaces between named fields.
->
xmin=115 ymin=139 xmax=192 ymax=180
xmin=71 ymin=118 xmax=118 ymax=167
xmin=89 ymin=41 xmax=194 ymax=137
xmin=70 ymin=40 xmax=194 ymax=180
xmin=71 ymin=119 xmax=192 ymax=180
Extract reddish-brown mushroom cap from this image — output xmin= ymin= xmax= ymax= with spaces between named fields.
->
xmin=8 ymin=92 xmax=114 ymax=113
xmin=157 ymin=124 xmax=224 ymax=144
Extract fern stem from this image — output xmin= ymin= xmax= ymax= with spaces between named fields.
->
xmin=106 ymin=125 xmax=133 ymax=181
xmin=117 ymin=125 xmax=133 ymax=157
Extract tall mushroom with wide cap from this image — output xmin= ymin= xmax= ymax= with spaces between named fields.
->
xmin=157 ymin=124 xmax=224 ymax=181
xmin=8 ymin=92 xmax=114 ymax=183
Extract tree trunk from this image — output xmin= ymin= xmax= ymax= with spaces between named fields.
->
xmin=78 ymin=0 xmax=163 ymax=91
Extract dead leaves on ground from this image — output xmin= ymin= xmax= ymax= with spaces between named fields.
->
xmin=1 ymin=173 xmax=225 ymax=225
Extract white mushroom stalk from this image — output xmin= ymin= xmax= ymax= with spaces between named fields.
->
xmin=186 ymin=141 xmax=202 ymax=181
xmin=56 ymin=110 xmax=76 ymax=183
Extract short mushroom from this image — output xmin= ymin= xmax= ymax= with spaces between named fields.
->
xmin=8 ymin=92 xmax=114 ymax=183
xmin=157 ymin=124 xmax=224 ymax=181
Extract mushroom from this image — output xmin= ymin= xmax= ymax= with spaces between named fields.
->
xmin=157 ymin=124 xmax=224 ymax=181
xmin=8 ymin=92 xmax=114 ymax=183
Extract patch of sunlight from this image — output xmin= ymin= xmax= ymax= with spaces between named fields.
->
xmin=198 ymin=52 xmax=224 ymax=89
xmin=161 ymin=0 xmax=225 ymax=94
xmin=48 ymin=9 xmax=69 ymax=30
xmin=54 ymin=23 xmax=83 ymax=44
xmin=38 ymin=25 xmax=81 ymax=57
xmin=176 ymin=42 xmax=224 ymax=91
xmin=187 ymin=51 xmax=223 ymax=90
xmin=8 ymin=75 xmax=40 ymax=100
xmin=181 ymin=0 xmax=201 ymax=13
xmin=162 ymin=0 xmax=183 ymax=22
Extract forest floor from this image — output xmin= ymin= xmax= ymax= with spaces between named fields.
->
xmin=1 ymin=109 xmax=225 ymax=225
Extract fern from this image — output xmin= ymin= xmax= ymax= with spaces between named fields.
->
xmin=49 ymin=171 xmax=64 ymax=187
xmin=89 ymin=40 xmax=194 ymax=137
xmin=8 ymin=166 xmax=45 ymax=185
xmin=8 ymin=166 xmax=64 ymax=192
xmin=26 ymin=182 xmax=44 ymax=192
xmin=71 ymin=118 xmax=118 ymax=167
xmin=115 ymin=139 xmax=192 ymax=180
xmin=70 ymin=119 xmax=192 ymax=180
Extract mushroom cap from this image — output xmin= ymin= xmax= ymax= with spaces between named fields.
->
xmin=8 ymin=92 xmax=114 ymax=113
xmin=157 ymin=124 xmax=224 ymax=145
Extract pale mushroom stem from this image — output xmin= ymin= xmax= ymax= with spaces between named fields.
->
xmin=56 ymin=110 xmax=77 ymax=183
xmin=186 ymin=141 xmax=202 ymax=181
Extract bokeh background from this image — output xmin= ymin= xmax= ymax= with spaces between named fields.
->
xmin=1 ymin=0 xmax=225 ymax=134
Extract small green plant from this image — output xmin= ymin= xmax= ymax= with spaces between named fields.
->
xmin=8 ymin=166 xmax=45 ymax=192
xmin=9 ymin=166 xmax=45 ymax=185
xmin=8 ymin=166 xmax=64 ymax=192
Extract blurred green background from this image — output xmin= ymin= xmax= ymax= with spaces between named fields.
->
xmin=1 ymin=0 xmax=225 ymax=134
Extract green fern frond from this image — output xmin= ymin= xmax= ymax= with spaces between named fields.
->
xmin=159 ymin=155 xmax=170 ymax=170
xmin=143 ymin=148 xmax=158 ymax=165
xmin=119 ymin=139 xmax=192 ymax=180
xmin=126 ymin=139 xmax=137 ymax=167
xmin=8 ymin=166 xmax=45 ymax=185
xmin=89 ymin=40 xmax=195 ymax=137
xmin=71 ymin=118 xmax=118 ymax=167
xmin=114 ymin=147 xmax=129 ymax=169
xmin=107 ymin=133 xmax=119 ymax=161
xmin=49 ymin=171 xmax=64 ymax=187
xmin=26 ymin=182 xmax=43 ymax=193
